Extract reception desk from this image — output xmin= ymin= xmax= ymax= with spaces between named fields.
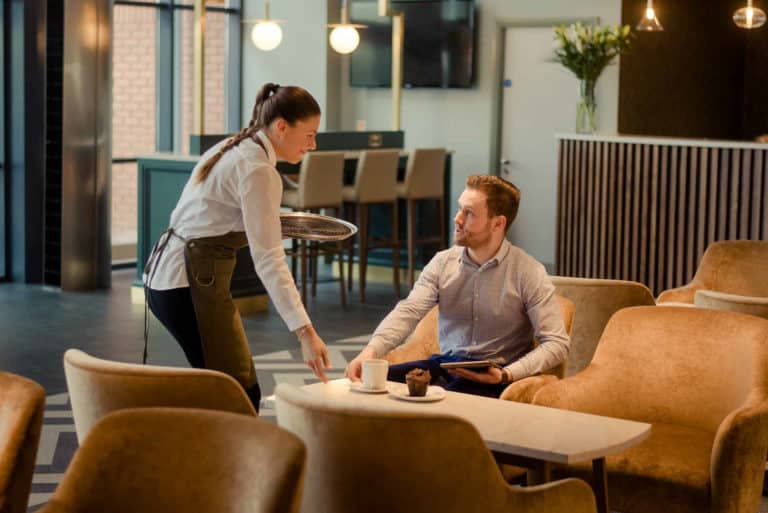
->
xmin=556 ymin=134 xmax=767 ymax=295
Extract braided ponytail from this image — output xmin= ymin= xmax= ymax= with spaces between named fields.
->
xmin=194 ymin=82 xmax=320 ymax=184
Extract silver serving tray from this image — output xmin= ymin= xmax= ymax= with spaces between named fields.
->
xmin=280 ymin=212 xmax=358 ymax=241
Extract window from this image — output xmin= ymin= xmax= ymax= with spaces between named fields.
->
xmin=111 ymin=0 xmax=241 ymax=263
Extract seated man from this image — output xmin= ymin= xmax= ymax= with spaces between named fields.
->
xmin=345 ymin=175 xmax=569 ymax=398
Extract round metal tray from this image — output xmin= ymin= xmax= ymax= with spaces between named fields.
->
xmin=280 ymin=212 xmax=358 ymax=241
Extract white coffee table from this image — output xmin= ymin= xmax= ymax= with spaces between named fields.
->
xmin=297 ymin=379 xmax=651 ymax=513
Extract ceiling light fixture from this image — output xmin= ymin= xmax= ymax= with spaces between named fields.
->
xmin=328 ymin=0 xmax=366 ymax=54
xmin=733 ymin=0 xmax=766 ymax=29
xmin=244 ymin=0 xmax=283 ymax=51
xmin=636 ymin=0 xmax=664 ymax=31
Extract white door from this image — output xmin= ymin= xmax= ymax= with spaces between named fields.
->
xmin=501 ymin=26 xmax=580 ymax=270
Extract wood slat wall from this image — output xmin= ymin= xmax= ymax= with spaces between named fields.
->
xmin=556 ymin=138 xmax=768 ymax=296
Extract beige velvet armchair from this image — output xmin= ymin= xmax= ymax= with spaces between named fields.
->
xmin=548 ymin=276 xmax=655 ymax=376
xmin=64 ymin=348 xmax=256 ymax=442
xmin=657 ymin=240 xmax=768 ymax=319
xmin=274 ymin=383 xmax=596 ymax=513
xmin=0 ymin=372 xmax=45 ymax=513
xmin=38 ymin=408 xmax=306 ymax=513
xmin=502 ymin=306 xmax=768 ymax=513
xmin=384 ymin=295 xmax=574 ymax=381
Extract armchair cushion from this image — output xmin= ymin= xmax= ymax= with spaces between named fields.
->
xmin=694 ymin=290 xmax=768 ymax=320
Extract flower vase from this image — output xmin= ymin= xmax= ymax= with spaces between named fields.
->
xmin=576 ymin=80 xmax=597 ymax=134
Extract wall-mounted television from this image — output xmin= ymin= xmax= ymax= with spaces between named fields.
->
xmin=349 ymin=0 xmax=476 ymax=89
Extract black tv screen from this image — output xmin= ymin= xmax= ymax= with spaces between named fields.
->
xmin=349 ymin=0 xmax=475 ymax=88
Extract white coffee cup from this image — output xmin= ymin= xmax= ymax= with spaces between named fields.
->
xmin=361 ymin=359 xmax=389 ymax=390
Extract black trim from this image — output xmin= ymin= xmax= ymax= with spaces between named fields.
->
xmin=114 ymin=1 xmax=170 ymax=8
xmin=112 ymin=158 xmax=138 ymax=164
xmin=171 ymin=4 xmax=240 ymax=14
xmin=113 ymin=1 xmax=239 ymax=15
xmin=111 ymin=260 xmax=137 ymax=271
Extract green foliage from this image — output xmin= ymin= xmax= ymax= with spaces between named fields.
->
xmin=553 ymin=23 xmax=633 ymax=82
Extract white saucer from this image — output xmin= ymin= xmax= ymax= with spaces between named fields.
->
xmin=389 ymin=384 xmax=446 ymax=402
xmin=349 ymin=382 xmax=389 ymax=394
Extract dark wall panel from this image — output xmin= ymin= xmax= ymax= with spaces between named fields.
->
xmin=619 ymin=0 xmax=761 ymax=140
xmin=742 ymin=31 xmax=768 ymax=139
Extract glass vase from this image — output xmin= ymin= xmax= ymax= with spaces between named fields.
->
xmin=576 ymin=79 xmax=597 ymax=134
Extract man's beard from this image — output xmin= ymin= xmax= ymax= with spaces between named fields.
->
xmin=454 ymin=228 xmax=490 ymax=249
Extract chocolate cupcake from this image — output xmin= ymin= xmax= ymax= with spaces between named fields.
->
xmin=405 ymin=368 xmax=431 ymax=397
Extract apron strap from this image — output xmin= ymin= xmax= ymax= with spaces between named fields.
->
xmin=143 ymin=228 xmax=186 ymax=364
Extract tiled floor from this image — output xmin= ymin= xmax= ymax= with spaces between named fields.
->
xmin=0 ymin=268 xmax=398 ymax=395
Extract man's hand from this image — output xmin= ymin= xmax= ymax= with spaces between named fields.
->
xmin=296 ymin=325 xmax=331 ymax=383
xmin=345 ymin=347 xmax=377 ymax=382
xmin=449 ymin=366 xmax=504 ymax=385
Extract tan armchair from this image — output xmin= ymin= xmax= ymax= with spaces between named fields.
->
xmin=657 ymin=240 xmax=768 ymax=318
xmin=38 ymin=408 xmax=306 ymax=513
xmin=64 ymin=348 xmax=256 ymax=442
xmin=274 ymin=383 xmax=596 ymax=513
xmin=0 ymin=372 xmax=45 ymax=513
xmin=385 ymin=295 xmax=574 ymax=382
xmin=549 ymin=276 xmax=655 ymax=376
xmin=503 ymin=306 xmax=768 ymax=513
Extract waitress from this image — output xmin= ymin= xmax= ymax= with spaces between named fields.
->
xmin=144 ymin=83 xmax=331 ymax=411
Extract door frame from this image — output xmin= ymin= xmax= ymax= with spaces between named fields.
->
xmin=488 ymin=17 xmax=600 ymax=177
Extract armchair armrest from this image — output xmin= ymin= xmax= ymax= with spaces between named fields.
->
xmin=499 ymin=375 xmax=559 ymax=403
xmin=657 ymin=285 xmax=696 ymax=304
xmin=508 ymin=477 xmax=596 ymax=513
xmin=694 ymin=290 xmax=768 ymax=319
xmin=710 ymin=393 xmax=768 ymax=513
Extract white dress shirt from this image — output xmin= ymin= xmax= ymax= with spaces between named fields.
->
xmin=144 ymin=131 xmax=311 ymax=331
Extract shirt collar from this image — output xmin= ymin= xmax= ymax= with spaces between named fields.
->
xmin=457 ymin=238 xmax=511 ymax=269
xmin=255 ymin=130 xmax=277 ymax=166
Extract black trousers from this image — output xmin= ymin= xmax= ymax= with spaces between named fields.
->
xmin=146 ymin=286 xmax=262 ymax=412
xmin=388 ymin=354 xmax=508 ymax=399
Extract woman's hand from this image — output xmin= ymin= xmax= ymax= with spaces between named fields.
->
xmin=296 ymin=325 xmax=331 ymax=383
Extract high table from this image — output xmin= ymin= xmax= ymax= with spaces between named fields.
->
xmin=295 ymin=379 xmax=651 ymax=513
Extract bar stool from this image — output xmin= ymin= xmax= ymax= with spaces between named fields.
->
xmin=396 ymin=148 xmax=447 ymax=288
xmin=342 ymin=149 xmax=401 ymax=303
xmin=281 ymin=151 xmax=346 ymax=306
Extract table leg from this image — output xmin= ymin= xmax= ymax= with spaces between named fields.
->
xmin=526 ymin=461 xmax=551 ymax=485
xmin=592 ymin=457 xmax=609 ymax=513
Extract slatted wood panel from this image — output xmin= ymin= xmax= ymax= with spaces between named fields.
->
xmin=556 ymin=139 xmax=768 ymax=296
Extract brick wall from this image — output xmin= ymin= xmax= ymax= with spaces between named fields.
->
xmin=179 ymin=10 xmax=227 ymax=155
xmin=111 ymin=5 xmax=227 ymax=247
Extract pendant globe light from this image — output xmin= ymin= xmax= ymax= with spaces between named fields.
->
xmin=733 ymin=0 xmax=766 ymax=29
xmin=328 ymin=0 xmax=366 ymax=54
xmin=636 ymin=0 xmax=664 ymax=31
xmin=244 ymin=0 xmax=283 ymax=51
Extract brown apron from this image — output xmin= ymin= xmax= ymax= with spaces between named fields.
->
xmin=182 ymin=231 xmax=258 ymax=390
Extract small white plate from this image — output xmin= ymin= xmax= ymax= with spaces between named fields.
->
xmin=390 ymin=384 xmax=446 ymax=402
xmin=349 ymin=382 xmax=389 ymax=394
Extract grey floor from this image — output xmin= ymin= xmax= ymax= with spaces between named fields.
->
xmin=0 ymin=267 xmax=398 ymax=395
